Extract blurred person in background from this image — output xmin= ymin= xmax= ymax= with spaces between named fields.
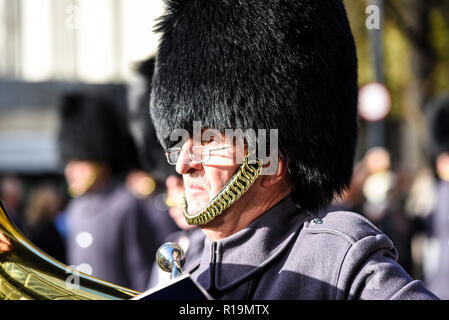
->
xmin=421 ymin=95 xmax=449 ymax=299
xmin=0 ymin=176 xmax=25 ymax=230
xmin=147 ymin=174 xmax=205 ymax=289
xmin=126 ymin=57 xmax=180 ymax=250
xmin=127 ymin=57 xmax=206 ymax=290
xmin=405 ymin=166 xmax=439 ymax=281
xmin=360 ymin=147 xmax=415 ymax=275
xmin=24 ymin=183 xmax=67 ymax=263
xmin=58 ymin=91 xmax=157 ymax=291
xmin=322 ymin=160 xmax=369 ymax=214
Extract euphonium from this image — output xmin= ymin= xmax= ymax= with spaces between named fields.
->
xmin=156 ymin=242 xmax=185 ymax=279
xmin=0 ymin=201 xmax=140 ymax=300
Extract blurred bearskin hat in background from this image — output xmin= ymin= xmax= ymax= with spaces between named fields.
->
xmin=58 ymin=90 xmax=139 ymax=176
xmin=150 ymin=0 xmax=359 ymax=212
xmin=128 ymin=57 xmax=176 ymax=182
xmin=428 ymin=95 xmax=449 ymax=159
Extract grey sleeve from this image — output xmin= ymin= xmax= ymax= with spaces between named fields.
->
xmin=336 ymin=234 xmax=439 ymax=300
xmin=119 ymin=200 xmax=158 ymax=292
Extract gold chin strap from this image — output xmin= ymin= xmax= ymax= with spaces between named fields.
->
xmin=182 ymin=155 xmax=263 ymax=226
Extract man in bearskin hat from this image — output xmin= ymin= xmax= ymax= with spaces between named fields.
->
xmin=150 ymin=0 xmax=438 ymax=299
xmin=128 ymin=57 xmax=182 ymax=246
xmin=425 ymin=95 xmax=449 ymax=299
xmin=58 ymin=91 xmax=157 ymax=292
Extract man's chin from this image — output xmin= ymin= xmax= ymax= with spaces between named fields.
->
xmin=185 ymin=199 xmax=210 ymax=216
xmin=185 ymin=190 xmax=210 ymax=211
xmin=187 ymin=204 xmax=207 ymax=216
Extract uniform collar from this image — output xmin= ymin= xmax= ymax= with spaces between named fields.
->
xmin=187 ymin=194 xmax=310 ymax=292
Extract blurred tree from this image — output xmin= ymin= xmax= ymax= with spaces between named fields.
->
xmin=345 ymin=0 xmax=449 ymax=174
xmin=385 ymin=0 xmax=436 ymax=106
xmin=384 ymin=0 xmax=449 ymax=174
xmin=384 ymin=0 xmax=437 ymax=175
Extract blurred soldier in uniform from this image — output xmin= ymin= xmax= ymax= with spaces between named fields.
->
xmin=58 ymin=92 xmax=157 ymax=292
xmin=0 ymin=176 xmax=24 ymax=230
xmin=127 ymin=57 xmax=180 ymax=249
xmin=25 ymin=184 xmax=67 ymax=263
xmin=149 ymin=0 xmax=438 ymax=299
xmin=147 ymin=174 xmax=205 ymax=289
xmin=424 ymin=95 xmax=449 ymax=299
xmin=128 ymin=57 xmax=204 ymax=289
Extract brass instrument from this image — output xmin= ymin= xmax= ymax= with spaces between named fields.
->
xmin=156 ymin=242 xmax=185 ymax=279
xmin=0 ymin=201 xmax=140 ymax=300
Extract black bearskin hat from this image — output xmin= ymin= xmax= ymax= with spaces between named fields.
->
xmin=428 ymin=95 xmax=449 ymax=158
xmin=58 ymin=91 xmax=139 ymax=174
xmin=150 ymin=0 xmax=359 ymax=211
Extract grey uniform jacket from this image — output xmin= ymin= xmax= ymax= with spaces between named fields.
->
xmin=187 ymin=195 xmax=438 ymax=300
xmin=66 ymin=182 xmax=157 ymax=292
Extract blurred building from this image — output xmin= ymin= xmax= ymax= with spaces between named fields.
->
xmin=0 ymin=0 xmax=164 ymax=175
xmin=0 ymin=0 xmax=164 ymax=82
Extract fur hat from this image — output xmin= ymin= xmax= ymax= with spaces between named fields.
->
xmin=150 ymin=0 xmax=359 ymax=211
xmin=428 ymin=95 xmax=449 ymax=158
xmin=58 ymin=91 xmax=139 ymax=174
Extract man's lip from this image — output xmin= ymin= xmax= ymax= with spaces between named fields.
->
xmin=186 ymin=185 xmax=206 ymax=191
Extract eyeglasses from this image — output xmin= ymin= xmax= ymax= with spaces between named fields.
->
xmin=165 ymin=144 xmax=246 ymax=165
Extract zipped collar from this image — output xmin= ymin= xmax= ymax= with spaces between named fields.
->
xmin=188 ymin=194 xmax=309 ymax=292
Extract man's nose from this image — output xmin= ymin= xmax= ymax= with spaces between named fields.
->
xmin=175 ymin=149 xmax=203 ymax=175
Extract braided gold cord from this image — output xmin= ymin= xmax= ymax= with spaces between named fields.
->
xmin=182 ymin=156 xmax=262 ymax=226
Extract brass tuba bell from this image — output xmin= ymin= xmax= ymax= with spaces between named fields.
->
xmin=0 ymin=201 xmax=140 ymax=300
xmin=156 ymin=242 xmax=185 ymax=279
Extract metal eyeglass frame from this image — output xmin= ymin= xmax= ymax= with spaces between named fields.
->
xmin=165 ymin=144 xmax=246 ymax=165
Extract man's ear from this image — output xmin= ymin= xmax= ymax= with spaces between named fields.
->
xmin=260 ymin=157 xmax=289 ymax=188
